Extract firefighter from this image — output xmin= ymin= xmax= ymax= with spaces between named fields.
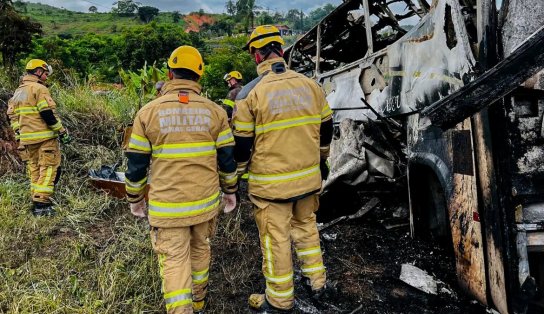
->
xmin=233 ymin=25 xmax=334 ymax=312
xmin=220 ymin=71 xmax=243 ymax=122
xmin=124 ymin=45 xmax=238 ymax=314
xmin=7 ymin=59 xmax=71 ymax=216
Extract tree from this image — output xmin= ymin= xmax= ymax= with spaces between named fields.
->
xmin=137 ymin=6 xmax=159 ymax=23
xmin=171 ymin=11 xmax=180 ymax=23
xmin=200 ymin=36 xmax=257 ymax=101
xmin=0 ymin=0 xmax=42 ymax=69
xmin=13 ymin=0 xmax=27 ymax=13
xmin=286 ymin=9 xmax=305 ymax=31
xmin=88 ymin=6 xmax=97 ymax=13
xmin=286 ymin=9 xmax=300 ymax=25
xmin=307 ymin=3 xmax=335 ymax=28
xmin=258 ymin=12 xmax=274 ymax=25
xmin=112 ymin=0 xmax=140 ymax=16
xmin=225 ymin=0 xmax=236 ymax=16
xmin=118 ymin=22 xmax=194 ymax=70
xmin=236 ymin=0 xmax=256 ymax=33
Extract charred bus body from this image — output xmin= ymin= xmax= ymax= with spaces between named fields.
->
xmin=285 ymin=0 xmax=544 ymax=312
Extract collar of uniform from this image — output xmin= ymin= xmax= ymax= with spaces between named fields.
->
xmin=257 ymin=57 xmax=286 ymax=76
xmin=22 ymin=74 xmax=40 ymax=83
xmin=162 ymin=79 xmax=202 ymax=95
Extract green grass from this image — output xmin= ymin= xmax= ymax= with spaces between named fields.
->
xmin=0 ymin=78 xmax=164 ymax=312
xmin=0 ymin=170 xmax=163 ymax=313
xmin=0 ymin=69 xmax=264 ymax=314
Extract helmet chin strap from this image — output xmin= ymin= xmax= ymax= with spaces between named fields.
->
xmin=254 ymin=53 xmax=264 ymax=65
xmin=255 ymin=46 xmax=284 ymax=65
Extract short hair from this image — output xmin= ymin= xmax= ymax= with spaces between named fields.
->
xmin=27 ymin=68 xmax=42 ymax=75
xmin=171 ymin=68 xmax=200 ymax=81
xmin=255 ymin=42 xmax=282 ymax=57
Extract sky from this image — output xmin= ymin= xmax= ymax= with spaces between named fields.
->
xmin=23 ymin=0 xmax=343 ymax=14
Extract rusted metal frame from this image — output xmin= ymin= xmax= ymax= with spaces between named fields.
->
xmin=470 ymin=1 xmax=513 ymax=311
xmin=420 ymin=25 xmax=544 ymax=130
xmin=362 ymin=0 xmax=374 ymax=54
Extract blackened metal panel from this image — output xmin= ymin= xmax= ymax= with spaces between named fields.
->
xmin=452 ymin=130 xmax=475 ymax=176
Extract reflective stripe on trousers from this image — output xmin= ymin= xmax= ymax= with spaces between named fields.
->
xmin=295 ymin=246 xmax=322 ymax=258
xmin=192 ymin=268 xmax=209 ymax=284
xmin=301 ymin=262 xmax=326 ymax=275
xmin=164 ymin=289 xmax=192 ymax=310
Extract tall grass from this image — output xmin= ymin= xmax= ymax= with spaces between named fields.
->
xmin=0 ymin=77 xmax=165 ymax=313
xmin=0 ymin=72 xmax=263 ymax=313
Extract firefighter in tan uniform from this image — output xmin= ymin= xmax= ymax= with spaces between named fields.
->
xmin=7 ymin=59 xmax=71 ymax=216
xmin=124 ymin=46 xmax=238 ymax=314
xmin=233 ymin=25 xmax=334 ymax=312
xmin=221 ymin=71 xmax=243 ymax=121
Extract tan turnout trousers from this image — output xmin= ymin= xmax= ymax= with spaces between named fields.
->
xmin=150 ymin=218 xmax=216 ymax=314
xmin=250 ymin=193 xmax=326 ymax=310
xmin=24 ymin=138 xmax=61 ymax=204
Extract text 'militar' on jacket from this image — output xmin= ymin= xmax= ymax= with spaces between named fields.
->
xmin=125 ymin=79 xmax=238 ymax=228
xmin=233 ymin=58 xmax=333 ymax=201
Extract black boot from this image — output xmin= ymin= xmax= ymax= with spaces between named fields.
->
xmin=32 ymin=202 xmax=56 ymax=217
xmin=305 ymin=280 xmax=337 ymax=302
xmin=248 ymin=294 xmax=293 ymax=313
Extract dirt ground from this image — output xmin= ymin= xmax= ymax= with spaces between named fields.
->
xmin=205 ymin=184 xmax=488 ymax=314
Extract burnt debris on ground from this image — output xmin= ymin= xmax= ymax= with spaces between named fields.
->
xmin=206 ymin=183 xmax=487 ymax=313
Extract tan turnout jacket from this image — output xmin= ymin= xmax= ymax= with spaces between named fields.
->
xmin=7 ymin=75 xmax=65 ymax=145
xmin=233 ymin=58 xmax=333 ymax=200
xmin=126 ymin=79 xmax=237 ymax=228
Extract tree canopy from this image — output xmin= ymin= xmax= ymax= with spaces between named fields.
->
xmin=0 ymin=0 xmax=42 ymax=68
xmin=137 ymin=6 xmax=159 ymax=23
xmin=112 ymin=0 xmax=140 ymax=16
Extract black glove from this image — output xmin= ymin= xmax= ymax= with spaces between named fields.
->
xmin=320 ymin=159 xmax=330 ymax=180
xmin=59 ymin=130 xmax=72 ymax=144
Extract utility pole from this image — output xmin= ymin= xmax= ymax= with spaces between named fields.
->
xmin=299 ymin=9 xmax=304 ymax=32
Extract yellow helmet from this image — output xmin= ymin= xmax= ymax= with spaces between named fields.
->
xmin=244 ymin=25 xmax=285 ymax=52
xmin=223 ymin=71 xmax=242 ymax=81
xmin=26 ymin=59 xmax=53 ymax=74
xmin=167 ymin=45 xmax=204 ymax=77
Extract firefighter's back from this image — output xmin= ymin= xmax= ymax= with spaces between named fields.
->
xmin=235 ymin=59 xmax=332 ymax=200
xmin=131 ymin=81 xmax=230 ymax=228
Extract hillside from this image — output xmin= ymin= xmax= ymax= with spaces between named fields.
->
xmin=13 ymin=2 xmax=191 ymax=36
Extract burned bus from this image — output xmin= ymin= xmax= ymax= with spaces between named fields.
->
xmin=285 ymin=0 xmax=544 ymax=312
